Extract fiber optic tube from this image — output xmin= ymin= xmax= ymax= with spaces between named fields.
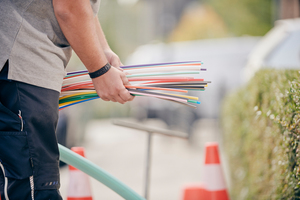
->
xmin=58 ymin=144 xmax=146 ymax=200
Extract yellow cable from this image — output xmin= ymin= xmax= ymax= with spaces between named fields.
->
xmin=59 ymin=99 xmax=82 ymax=107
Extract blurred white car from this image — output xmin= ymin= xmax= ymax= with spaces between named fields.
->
xmin=126 ymin=36 xmax=260 ymax=134
xmin=244 ymin=18 xmax=300 ymax=82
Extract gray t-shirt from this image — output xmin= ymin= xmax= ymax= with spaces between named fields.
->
xmin=0 ymin=0 xmax=100 ymax=92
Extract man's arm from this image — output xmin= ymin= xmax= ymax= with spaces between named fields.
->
xmin=94 ymin=17 xmax=123 ymax=70
xmin=53 ymin=0 xmax=133 ymax=104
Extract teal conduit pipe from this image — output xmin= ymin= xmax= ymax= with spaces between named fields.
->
xmin=58 ymin=144 xmax=146 ymax=200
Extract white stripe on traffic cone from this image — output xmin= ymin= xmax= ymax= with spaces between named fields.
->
xmin=67 ymin=147 xmax=93 ymax=200
xmin=202 ymin=142 xmax=229 ymax=200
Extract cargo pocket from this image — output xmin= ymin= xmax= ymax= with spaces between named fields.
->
xmin=0 ymin=131 xmax=33 ymax=179
xmin=0 ymin=101 xmax=32 ymax=179
xmin=0 ymin=102 xmax=21 ymax=131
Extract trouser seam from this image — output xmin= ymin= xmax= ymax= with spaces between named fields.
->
xmin=15 ymin=82 xmax=35 ymax=199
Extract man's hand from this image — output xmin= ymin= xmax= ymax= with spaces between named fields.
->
xmin=92 ymin=67 xmax=134 ymax=104
xmin=104 ymin=49 xmax=123 ymax=71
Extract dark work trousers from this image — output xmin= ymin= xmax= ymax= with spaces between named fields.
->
xmin=0 ymin=61 xmax=63 ymax=200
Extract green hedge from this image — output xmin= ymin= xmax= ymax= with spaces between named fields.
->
xmin=221 ymin=69 xmax=300 ymax=199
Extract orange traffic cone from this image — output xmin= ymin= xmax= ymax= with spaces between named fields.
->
xmin=182 ymin=184 xmax=208 ymax=200
xmin=67 ymin=147 xmax=93 ymax=200
xmin=202 ymin=142 xmax=229 ymax=200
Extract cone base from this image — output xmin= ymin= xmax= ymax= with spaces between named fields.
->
xmin=183 ymin=185 xmax=207 ymax=200
xmin=206 ymin=189 xmax=229 ymax=200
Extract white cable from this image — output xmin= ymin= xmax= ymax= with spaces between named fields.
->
xmin=0 ymin=162 xmax=9 ymax=200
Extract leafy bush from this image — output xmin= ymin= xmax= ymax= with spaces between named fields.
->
xmin=221 ymin=69 xmax=300 ymax=199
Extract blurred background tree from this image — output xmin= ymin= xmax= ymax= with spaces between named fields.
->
xmin=203 ymin=0 xmax=274 ymax=36
xmin=95 ymin=0 xmax=277 ymax=60
xmin=168 ymin=4 xmax=230 ymax=41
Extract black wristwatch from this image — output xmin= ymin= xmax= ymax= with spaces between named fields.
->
xmin=89 ymin=63 xmax=111 ymax=79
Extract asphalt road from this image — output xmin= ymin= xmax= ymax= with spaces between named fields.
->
xmin=59 ymin=118 xmax=230 ymax=200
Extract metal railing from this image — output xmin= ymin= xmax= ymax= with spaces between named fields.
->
xmin=59 ymin=120 xmax=188 ymax=200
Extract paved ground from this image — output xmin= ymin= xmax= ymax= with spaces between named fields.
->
xmin=59 ymin=118 xmax=230 ymax=200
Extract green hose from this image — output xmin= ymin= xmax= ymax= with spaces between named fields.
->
xmin=58 ymin=144 xmax=146 ymax=200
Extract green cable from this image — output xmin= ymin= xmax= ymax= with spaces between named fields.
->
xmin=58 ymin=144 xmax=146 ymax=200
xmin=187 ymin=99 xmax=201 ymax=104
xmin=186 ymin=89 xmax=205 ymax=91
xmin=59 ymin=93 xmax=98 ymax=104
xmin=65 ymin=72 xmax=87 ymax=78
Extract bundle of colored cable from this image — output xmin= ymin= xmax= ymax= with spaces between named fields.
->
xmin=59 ymin=61 xmax=211 ymax=110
